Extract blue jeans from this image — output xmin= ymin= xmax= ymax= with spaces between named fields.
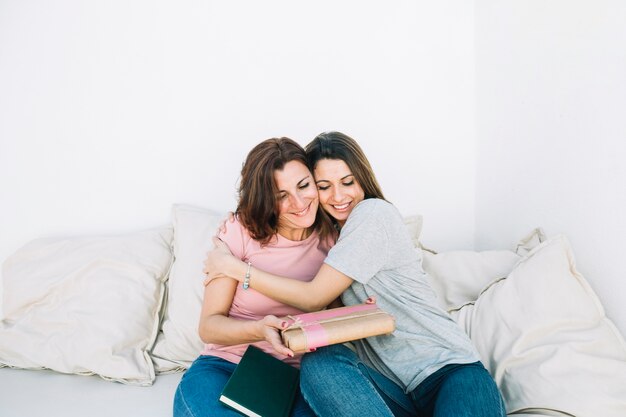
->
xmin=300 ymin=344 xmax=506 ymax=417
xmin=174 ymin=355 xmax=315 ymax=417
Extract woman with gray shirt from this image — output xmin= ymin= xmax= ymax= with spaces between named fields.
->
xmin=204 ymin=132 xmax=506 ymax=417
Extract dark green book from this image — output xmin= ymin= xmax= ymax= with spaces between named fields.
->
xmin=219 ymin=345 xmax=300 ymax=417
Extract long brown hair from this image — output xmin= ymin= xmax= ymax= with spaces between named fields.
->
xmin=236 ymin=137 xmax=334 ymax=244
xmin=306 ymin=131 xmax=386 ymax=201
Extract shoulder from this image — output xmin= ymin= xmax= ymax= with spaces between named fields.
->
xmin=340 ymin=199 xmax=399 ymax=236
xmin=351 ymin=198 xmax=399 ymax=220
xmin=343 ymin=199 xmax=406 ymax=239
xmin=219 ymin=216 xmax=247 ymax=238
xmin=218 ymin=216 xmax=254 ymax=258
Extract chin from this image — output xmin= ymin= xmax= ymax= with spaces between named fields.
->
xmin=297 ymin=215 xmax=317 ymax=229
xmin=330 ymin=213 xmax=348 ymax=223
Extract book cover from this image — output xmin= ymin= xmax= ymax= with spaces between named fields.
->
xmin=219 ymin=345 xmax=299 ymax=417
xmin=281 ymin=303 xmax=395 ymax=352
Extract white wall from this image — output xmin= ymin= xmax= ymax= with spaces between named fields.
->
xmin=475 ymin=0 xmax=626 ymax=334
xmin=0 ymin=1 xmax=476 ymax=270
xmin=1 ymin=1 xmax=624 ymax=336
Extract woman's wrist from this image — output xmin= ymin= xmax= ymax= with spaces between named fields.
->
xmin=242 ymin=261 xmax=252 ymax=289
xmin=230 ymin=258 xmax=248 ymax=283
xmin=250 ymin=318 xmax=266 ymax=341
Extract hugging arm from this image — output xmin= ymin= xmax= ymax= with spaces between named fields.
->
xmin=198 ymin=274 xmax=292 ymax=356
xmin=204 ymin=238 xmax=353 ymax=312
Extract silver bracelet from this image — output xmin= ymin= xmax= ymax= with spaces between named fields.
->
xmin=242 ymin=261 xmax=252 ymax=290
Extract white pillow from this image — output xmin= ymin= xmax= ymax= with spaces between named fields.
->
xmin=0 ymin=227 xmax=173 ymax=386
xmin=402 ymin=215 xmax=423 ymax=247
xmin=451 ymin=236 xmax=626 ymax=416
xmin=421 ymin=249 xmax=521 ymax=312
xmin=151 ymin=205 xmax=225 ymax=372
xmin=514 ymin=227 xmax=547 ymax=256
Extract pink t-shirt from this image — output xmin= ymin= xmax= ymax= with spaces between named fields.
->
xmin=201 ymin=218 xmax=330 ymax=367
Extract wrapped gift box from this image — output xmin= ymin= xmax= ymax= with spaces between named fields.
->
xmin=281 ymin=303 xmax=395 ymax=352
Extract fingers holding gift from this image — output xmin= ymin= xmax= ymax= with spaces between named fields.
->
xmin=260 ymin=315 xmax=294 ymax=358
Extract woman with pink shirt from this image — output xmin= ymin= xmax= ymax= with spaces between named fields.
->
xmin=203 ymin=132 xmax=506 ymax=417
xmin=173 ymin=138 xmax=334 ymax=417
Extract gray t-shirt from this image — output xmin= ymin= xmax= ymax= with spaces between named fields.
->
xmin=325 ymin=199 xmax=480 ymax=392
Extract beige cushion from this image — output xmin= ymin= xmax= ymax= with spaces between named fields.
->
xmin=402 ymin=215 xmax=423 ymax=247
xmin=422 ymin=249 xmax=521 ymax=311
xmin=420 ymin=228 xmax=547 ymax=312
xmin=0 ymin=227 xmax=173 ymax=386
xmin=514 ymin=227 xmax=547 ymax=256
xmin=151 ymin=205 xmax=225 ymax=372
xmin=451 ymin=236 xmax=626 ymax=416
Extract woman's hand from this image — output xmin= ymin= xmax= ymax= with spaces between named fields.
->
xmin=258 ymin=315 xmax=294 ymax=358
xmin=203 ymin=237 xmax=242 ymax=286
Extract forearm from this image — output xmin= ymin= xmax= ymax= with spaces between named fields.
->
xmin=248 ymin=263 xmax=349 ymax=311
xmin=199 ymin=314 xmax=264 ymax=345
xmin=210 ymin=252 xmax=352 ymax=312
xmin=327 ymin=297 xmax=344 ymax=309
xmin=248 ymin=267 xmax=327 ymax=311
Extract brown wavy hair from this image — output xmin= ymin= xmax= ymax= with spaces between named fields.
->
xmin=306 ymin=131 xmax=386 ymax=202
xmin=236 ymin=137 xmax=334 ymax=245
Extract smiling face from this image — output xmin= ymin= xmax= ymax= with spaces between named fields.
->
xmin=313 ymin=158 xmax=365 ymax=227
xmin=274 ymin=160 xmax=319 ymax=240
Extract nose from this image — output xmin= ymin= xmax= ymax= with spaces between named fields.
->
xmin=331 ymin=187 xmax=344 ymax=203
xmin=289 ymin=193 xmax=306 ymax=208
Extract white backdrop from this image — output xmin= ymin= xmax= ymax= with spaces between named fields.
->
xmin=2 ymin=1 xmax=625 ymax=335
xmin=0 ymin=0 xmax=475 ymax=269
xmin=475 ymin=0 xmax=626 ymax=335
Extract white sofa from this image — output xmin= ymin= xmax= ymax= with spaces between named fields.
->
xmin=0 ymin=367 xmax=181 ymax=417
xmin=1 ymin=204 xmax=625 ymax=417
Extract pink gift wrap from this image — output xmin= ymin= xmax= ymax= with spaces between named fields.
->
xmin=281 ymin=303 xmax=395 ymax=352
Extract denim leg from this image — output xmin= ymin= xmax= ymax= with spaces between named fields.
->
xmin=410 ymin=361 xmax=507 ymax=417
xmin=173 ymin=355 xmax=242 ymax=417
xmin=300 ymin=344 xmax=413 ymax=417
xmin=174 ymin=356 xmax=241 ymax=417
xmin=173 ymin=355 xmax=316 ymax=417
xmin=291 ymin=389 xmax=317 ymax=417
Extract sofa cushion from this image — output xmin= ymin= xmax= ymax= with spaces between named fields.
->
xmin=420 ymin=228 xmax=547 ymax=312
xmin=151 ymin=205 xmax=225 ymax=372
xmin=402 ymin=214 xmax=422 ymax=247
xmin=421 ymin=248 xmax=521 ymax=311
xmin=451 ymin=235 xmax=626 ymax=416
xmin=0 ymin=227 xmax=173 ymax=386
xmin=0 ymin=367 xmax=182 ymax=417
